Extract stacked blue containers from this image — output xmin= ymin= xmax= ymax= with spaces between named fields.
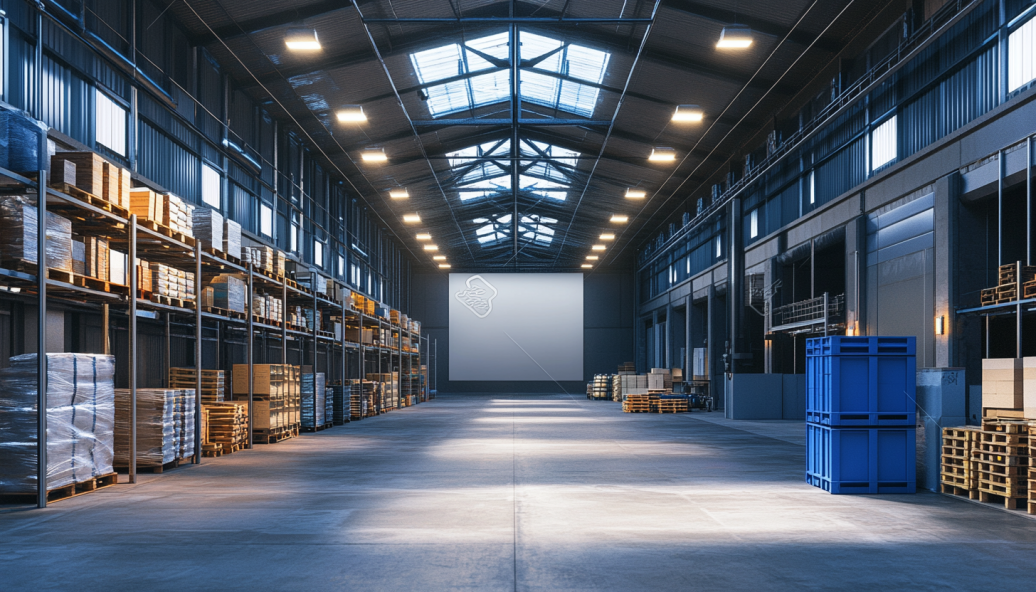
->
xmin=805 ymin=336 xmax=917 ymax=494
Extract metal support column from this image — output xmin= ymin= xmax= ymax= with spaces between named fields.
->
xmin=247 ymin=264 xmax=254 ymax=448
xmin=129 ymin=216 xmax=138 ymax=484
xmin=281 ymin=281 xmax=287 ymax=364
xmin=999 ymin=148 xmax=1005 ymax=266
xmin=312 ymin=289 xmax=318 ymax=431
xmin=823 ymin=292 xmax=830 ymax=338
xmin=194 ymin=242 xmax=202 ymax=464
xmin=341 ymin=298 xmax=347 ymax=417
xmin=35 ymin=2 xmax=48 ymax=509
xmin=359 ymin=313 xmax=365 ymax=383
xmin=164 ymin=315 xmax=171 ymax=387
xmin=102 ymin=304 xmax=110 ymax=355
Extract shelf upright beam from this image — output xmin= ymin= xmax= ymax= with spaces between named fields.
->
xmin=281 ymin=280 xmax=287 ymax=364
xmin=313 ymin=287 xmax=318 ymax=431
xmin=247 ymin=263 xmax=254 ymax=448
xmin=164 ymin=315 xmax=171 ymax=386
xmin=341 ymin=297 xmax=347 ymax=414
xmin=129 ymin=215 xmax=138 ymax=484
xmin=194 ymin=241 xmax=202 ymax=464
xmin=35 ymin=3 xmax=48 ymax=509
xmin=359 ymin=312 xmax=364 ymax=384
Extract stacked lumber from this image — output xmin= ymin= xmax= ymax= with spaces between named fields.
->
xmin=202 ymin=402 xmax=247 ymax=453
xmin=975 ymin=420 xmax=1029 ymax=509
xmin=192 ymin=207 xmax=223 ymax=252
xmin=169 ymin=368 xmax=224 ymax=404
xmin=114 ymin=388 xmax=196 ymax=470
xmin=941 ymin=426 xmax=980 ymax=498
xmin=0 ymin=354 xmax=116 ymax=494
xmin=163 ymin=193 xmax=193 ymax=237
xmin=83 ymin=236 xmax=110 ymax=281
xmin=51 ymin=152 xmax=131 ymax=209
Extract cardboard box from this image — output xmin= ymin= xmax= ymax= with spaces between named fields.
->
xmin=982 ymin=358 xmax=1023 ymax=409
xmin=51 ymin=152 xmax=105 ymax=196
xmin=129 ymin=188 xmax=161 ymax=222
xmin=1024 ymin=357 xmax=1036 ymax=418
xmin=52 ymin=159 xmax=76 ymax=186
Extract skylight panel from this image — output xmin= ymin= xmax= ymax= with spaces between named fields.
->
xmin=469 ymin=71 xmax=511 ymax=106
xmin=411 ymin=44 xmax=463 ymax=84
xmin=459 ymin=177 xmax=510 ymax=201
xmin=465 ymin=33 xmax=510 ymax=70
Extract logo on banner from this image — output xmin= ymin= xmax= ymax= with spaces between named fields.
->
xmin=455 ymin=275 xmax=498 ymax=319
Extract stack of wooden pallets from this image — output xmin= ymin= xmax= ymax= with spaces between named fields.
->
xmin=623 ymin=393 xmax=658 ymax=413
xmin=975 ymin=420 xmax=1029 ymax=509
xmin=169 ymin=368 xmax=225 ymax=404
xmin=940 ymin=426 xmax=980 ymax=498
xmin=982 ymin=262 xmax=1036 ymax=305
xmin=202 ymin=402 xmax=247 ymax=453
xmin=657 ymin=397 xmax=689 ymax=413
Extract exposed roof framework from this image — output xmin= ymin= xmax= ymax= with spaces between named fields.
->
xmin=164 ymin=0 xmax=903 ymax=271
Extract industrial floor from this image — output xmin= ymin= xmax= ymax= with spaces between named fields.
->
xmin=2 ymin=394 xmax=1035 ymax=591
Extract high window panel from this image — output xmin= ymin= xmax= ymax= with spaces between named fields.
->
xmin=95 ymin=88 xmax=127 ymax=156
xmin=260 ymin=203 xmax=273 ymax=237
xmin=871 ymin=115 xmax=897 ymax=171
xmin=201 ymin=163 xmax=221 ymax=208
xmin=446 ymin=139 xmax=580 ymax=203
xmin=1009 ymin=15 xmax=1036 ymax=92
xmin=749 ymin=209 xmax=759 ymax=238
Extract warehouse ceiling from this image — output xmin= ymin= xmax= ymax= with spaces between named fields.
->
xmin=163 ymin=0 xmax=901 ymax=271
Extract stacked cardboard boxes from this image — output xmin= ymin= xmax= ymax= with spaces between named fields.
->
xmin=223 ymin=219 xmax=242 ymax=260
xmin=192 ymin=208 xmax=223 ymax=252
xmin=982 ymin=358 xmax=1024 ymax=411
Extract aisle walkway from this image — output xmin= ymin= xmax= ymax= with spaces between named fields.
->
xmin=2 ymin=394 xmax=1035 ymax=591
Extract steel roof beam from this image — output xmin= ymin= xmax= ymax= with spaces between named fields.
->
xmin=190 ymin=0 xmax=358 ymax=46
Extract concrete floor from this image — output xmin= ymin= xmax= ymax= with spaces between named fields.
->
xmin=2 ymin=394 xmax=1035 ymax=591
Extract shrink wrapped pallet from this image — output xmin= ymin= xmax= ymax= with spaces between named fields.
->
xmin=71 ymin=237 xmax=86 ymax=275
xmin=0 ymin=353 xmax=116 ymax=494
xmin=223 ymin=219 xmax=241 ymax=260
xmin=209 ymin=274 xmax=246 ymax=313
xmin=114 ymin=388 xmax=196 ymax=468
xmin=301 ymin=372 xmax=327 ymax=428
xmin=0 ymin=195 xmax=73 ymax=272
xmin=331 ymin=382 xmax=351 ymax=425
xmin=0 ymin=110 xmax=45 ymax=173
xmin=192 ymin=207 xmax=223 ymax=252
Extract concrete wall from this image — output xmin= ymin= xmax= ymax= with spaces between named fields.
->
xmin=411 ymin=271 xmax=634 ymax=394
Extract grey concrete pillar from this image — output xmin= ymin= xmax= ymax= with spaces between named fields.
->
xmin=685 ymin=294 xmax=693 ymax=375
xmin=935 ymin=173 xmax=959 ymax=367
xmin=728 ymin=198 xmax=744 ymax=369
xmin=651 ymin=309 xmax=660 ymax=369
xmin=665 ymin=301 xmax=675 ymax=369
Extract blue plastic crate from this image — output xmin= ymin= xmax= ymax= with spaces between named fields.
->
xmin=805 ymin=424 xmax=916 ymax=494
xmin=806 ymin=351 xmax=916 ymax=427
xmin=806 ymin=336 xmax=916 ymax=357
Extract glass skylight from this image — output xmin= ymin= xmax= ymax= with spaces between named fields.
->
xmin=446 ymin=139 xmax=580 ymax=202
xmin=473 ymin=213 xmax=558 ymax=247
xmin=410 ymin=31 xmax=610 ymax=118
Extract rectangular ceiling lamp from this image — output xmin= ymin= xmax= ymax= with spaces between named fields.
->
xmin=389 ymin=188 xmax=409 ymax=199
xmin=591 ymin=245 xmax=606 ymax=251
xmin=610 ymin=215 xmax=629 ymax=223
xmin=361 ymin=148 xmax=387 ymax=163
xmin=672 ymin=105 xmax=704 ymax=123
xmin=586 ymin=255 xmax=599 ymax=260
xmin=625 ymin=188 xmax=647 ymax=199
xmin=581 ymin=264 xmax=593 ymax=269
xmin=402 ymin=213 xmax=421 ymax=223
xmin=337 ymin=105 xmax=366 ymax=122
xmin=433 ymin=255 xmax=447 ymax=260
xmin=285 ymin=29 xmax=321 ymax=51
xmin=717 ymin=25 xmax=753 ymax=49
xmin=648 ymin=148 xmax=676 ymax=162
xmin=416 ymin=233 xmax=432 ymax=240
xmin=423 ymin=245 xmax=439 ymax=251
xmin=599 ymin=233 xmax=615 ymax=240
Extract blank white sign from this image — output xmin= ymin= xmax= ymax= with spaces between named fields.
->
xmin=449 ymin=273 xmax=583 ymax=381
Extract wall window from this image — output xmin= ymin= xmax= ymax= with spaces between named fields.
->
xmin=314 ymin=240 xmax=324 ymax=267
xmin=290 ymin=223 xmax=299 ymax=253
xmin=870 ymin=115 xmax=897 ymax=171
xmin=1009 ymin=15 xmax=1036 ymax=92
xmin=338 ymin=255 xmax=345 ymax=277
xmin=808 ymin=170 xmax=815 ymax=205
xmin=749 ymin=209 xmax=759 ymax=239
xmin=95 ymin=89 xmax=127 ymax=156
xmin=201 ymin=163 xmax=221 ymax=208
xmin=260 ymin=203 xmax=273 ymax=237
xmin=715 ymin=236 xmax=722 ymax=258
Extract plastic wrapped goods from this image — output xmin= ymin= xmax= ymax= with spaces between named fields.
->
xmin=114 ymin=388 xmax=196 ymax=468
xmin=0 ymin=353 xmax=116 ymax=494
xmin=0 ymin=109 xmax=44 ymax=173
xmin=223 ymin=219 xmax=241 ymax=260
xmin=0 ymin=195 xmax=74 ymax=271
xmin=209 ymin=274 xmax=245 ymax=312
xmin=192 ymin=208 xmax=223 ymax=252
xmin=301 ymin=373 xmax=326 ymax=428
xmin=331 ymin=382 xmax=351 ymax=425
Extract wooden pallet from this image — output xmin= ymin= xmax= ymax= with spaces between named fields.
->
xmin=996 ymin=284 xmax=1018 ymax=303
xmin=0 ymin=472 xmax=118 ymax=505
xmin=301 ymin=422 xmax=334 ymax=433
xmin=115 ymin=455 xmax=195 ymax=474
xmin=657 ymin=399 xmax=689 ymax=413
xmin=998 ymin=263 xmax=1036 ymax=286
xmin=254 ymin=426 xmax=294 ymax=444
xmin=201 ymin=306 xmax=247 ymax=320
xmin=981 ymin=287 xmax=997 ymax=306
xmin=50 ymin=183 xmax=131 ymax=219
xmin=940 ymin=481 xmax=978 ymax=499
xmin=137 ymin=218 xmax=196 ymax=247
xmin=202 ymin=443 xmax=223 ymax=458
xmin=978 ymin=489 xmax=1028 ymax=510
xmin=150 ymin=294 xmax=195 ymax=309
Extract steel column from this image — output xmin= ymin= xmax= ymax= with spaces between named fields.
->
xmin=313 ymin=288 xmax=318 ymax=430
xmin=129 ymin=215 xmax=138 ymax=484
xmin=247 ymin=264 xmax=254 ymax=448
xmin=194 ymin=242 xmax=202 ymax=464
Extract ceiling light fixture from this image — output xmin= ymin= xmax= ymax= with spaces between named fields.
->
xmin=361 ymin=148 xmax=387 ymax=163
xmin=625 ymin=188 xmax=647 ymax=199
xmin=336 ymin=105 xmax=366 ymax=122
xmin=284 ymin=29 xmax=322 ymax=51
xmin=586 ymin=256 xmax=599 ymax=261
xmin=610 ymin=215 xmax=629 ymax=223
xmin=581 ymin=264 xmax=593 ymax=269
xmin=672 ymin=105 xmax=704 ymax=123
xmin=423 ymin=245 xmax=439 ymax=251
xmin=648 ymin=147 xmax=676 ymax=162
xmin=402 ymin=214 xmax=421 ymax=223
xmin=389 ymin=188 xmax=409 ymax=199
xmin=592 ymin=245 xmax=606 ymax=251
xmin=600 ymin=233 xmax=615 ymax=240
xmin=717 ymin=25 xmax=753 ymax=49
xmin=416 ymin=233 xmax=432 ymax=240
xmin=439 ymin=264 xmax=452 ymax=269
xmin=433 ymin=255 xmax=447 ymax=261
